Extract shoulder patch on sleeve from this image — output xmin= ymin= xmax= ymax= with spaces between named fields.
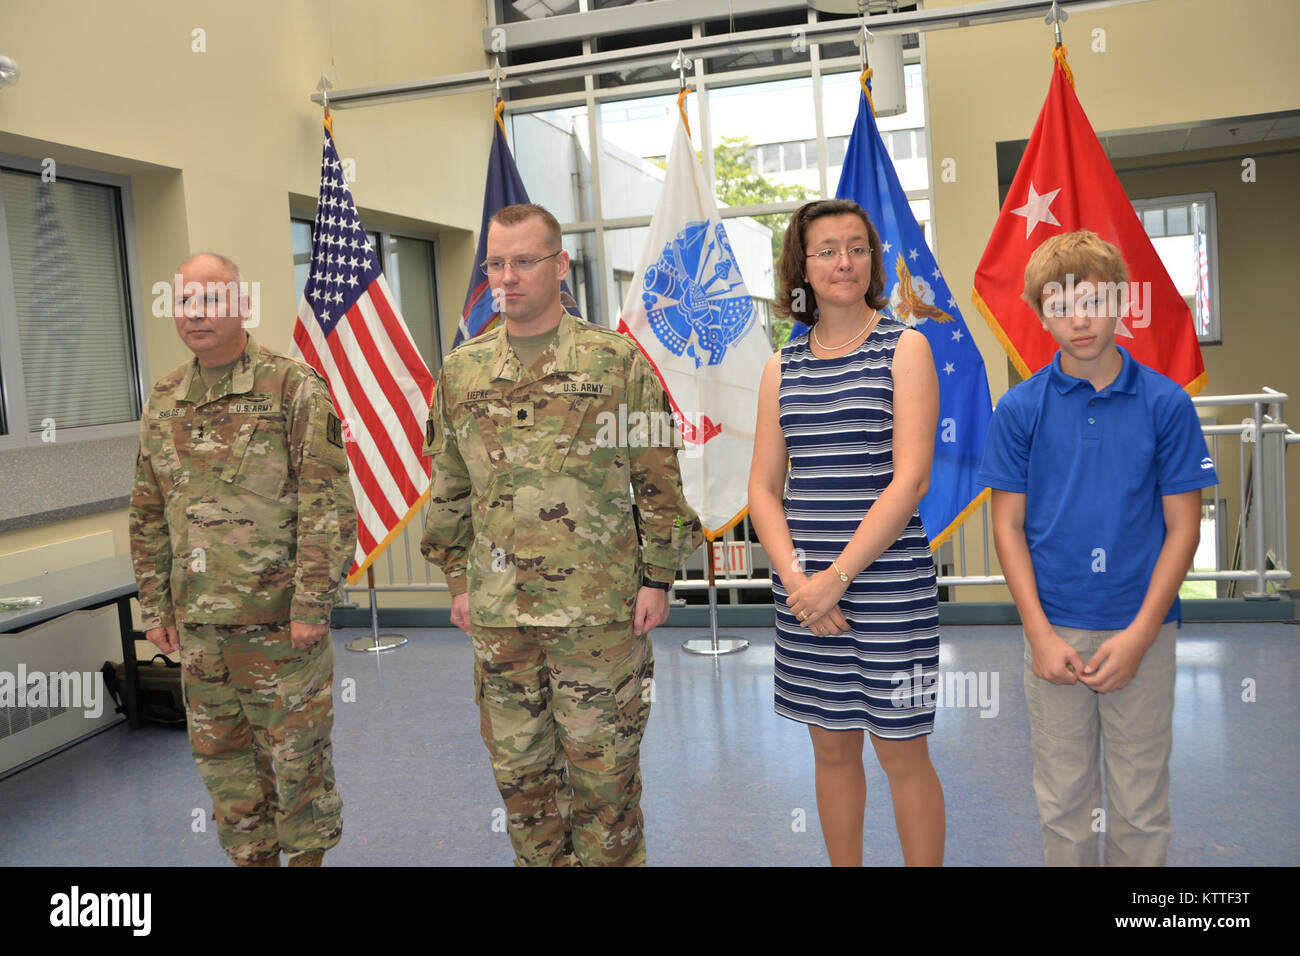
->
xmin=305 ymin=397 xmax=349 ymax=470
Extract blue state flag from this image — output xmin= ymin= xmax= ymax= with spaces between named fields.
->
xmin=795 ymin=79 xmax=992 ymax=549
xmin=456 ymin=103 xmax=577 ymax=348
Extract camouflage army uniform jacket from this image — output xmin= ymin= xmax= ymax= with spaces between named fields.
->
xmin=129 ymin=334 xmax=357 ymax=629
xmin=421 ymin=311 xmax=704 ymax=628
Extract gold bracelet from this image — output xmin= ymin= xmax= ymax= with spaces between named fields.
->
xmin=832 ymin=561 xmax=849 ymax=582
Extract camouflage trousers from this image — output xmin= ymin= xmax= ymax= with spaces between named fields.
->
xmin=179 ymin=621 xmax=342 ymax=864
xmin=472 ymin=618 xmax=653 ymax=867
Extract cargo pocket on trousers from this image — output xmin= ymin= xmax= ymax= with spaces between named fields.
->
xmin=311 ymin=786 xmax=343 ymax=825
xmin=606 ymin=637 xmax=654 ymax=770
xmin=275 ymin=638 xmax=334 ymax=737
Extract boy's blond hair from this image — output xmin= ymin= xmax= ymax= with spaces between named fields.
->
xmin=1022 ymin=230 xmax=1128 ymax=316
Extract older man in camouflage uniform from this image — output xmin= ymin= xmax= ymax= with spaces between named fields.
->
xmin=129 ymin=252 xmax=356 ymax=867
xmin=422 ymin=204 xmax=702 ymax=866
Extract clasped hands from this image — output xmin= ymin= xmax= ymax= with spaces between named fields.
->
xmin=1027 ymin=624 xmax=1153 ymax=694
xmin=785 ymin=565 xmax=850 ymax=637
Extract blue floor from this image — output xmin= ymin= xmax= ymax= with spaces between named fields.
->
xmin=1 ymin=622 xmax=1295 ymax=866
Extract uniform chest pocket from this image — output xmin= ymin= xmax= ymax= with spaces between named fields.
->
xmin=455 ymin=400 xmax=510 ymax=487
xmin=547 ymin=396 xmax=598 ymax=472
xmin=220 ymin=419 xmax=288 ymax=501
xmin=150 ymin=433 xmax=185 ymax=491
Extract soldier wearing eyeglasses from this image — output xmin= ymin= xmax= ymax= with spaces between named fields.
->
xmin=421 ymin=203 xmax=703 ymax=866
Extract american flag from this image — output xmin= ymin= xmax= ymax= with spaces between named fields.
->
xmin=291 ymin=117 xmax=435 ymax=582
xmin=1195 ymin=222 xmax=1212 ymax=338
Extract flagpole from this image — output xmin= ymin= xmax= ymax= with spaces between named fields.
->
xmin=668 ymin=65 xmax=746 ymax=658
xmin=308 ymin=86 xmax=406 ymax=656
xmin=1045 ymin=0 xmax=1067 ymax=47
xmin=681 ymin=534 xmax=749 ymax=657
xmin=345 ymin=566 xmax=409 ymax=654
xmin=316 ymin=71 xmax=333 ymax=133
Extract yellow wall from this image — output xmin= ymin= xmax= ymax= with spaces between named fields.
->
xmin=924 ymin=0 xmax=1300 ymax=598
xmin=0 ymin=0 xmax=493 ymax=606
xmin=2 ymin=0 xmax=1295 ymax=601
xmin=926 ymin=0 xmax=1300 ymax=396
xmin=1118 ymin=141 xmax=1300 ymax=585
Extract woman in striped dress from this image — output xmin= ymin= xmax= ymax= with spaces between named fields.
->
xmin=748 ymin=199 xmax=945 ymax=866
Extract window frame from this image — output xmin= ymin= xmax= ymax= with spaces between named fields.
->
xmin=1131 ymin=191 xmax=1222 ymax=346
xmin=0 ymin=153 xmax=149 ymax=449
xmin=501 ymin=33 xmax=931 ymax=331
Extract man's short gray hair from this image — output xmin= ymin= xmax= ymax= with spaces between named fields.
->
xmin=179 ymin=251 xmax=241 ymax=284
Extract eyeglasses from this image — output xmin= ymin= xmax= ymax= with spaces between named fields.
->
xmin=479 ymin=250 xmax=562 ymax=275
xmin=805 ymin=246 xmax=872 ymax=263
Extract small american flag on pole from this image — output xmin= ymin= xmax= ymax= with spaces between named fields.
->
xmin=291 ymin=116 xmax=435 ymax=582
xmin=1195 ymin=225 xmax=1212 ymax=338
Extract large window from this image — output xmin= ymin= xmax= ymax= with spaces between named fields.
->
xmin=291 ymin=218 xmax=444 ymax=371
xmin=508 ymin=106 xmax=592 ymax=223
xmin=562 ymin=230 xmax=601 ymax=322
xmin=600 ymin=94 xmax=694 ymax=219
xmin=602 ymin=226 xmax=648 ymax=324
xmin=0 ymin=161 xmax=142 ymax=445
xmin=1133 ymin=193 xmax=1220 ymax=344
xmin=501 ymin=13 xmax=934 ymax=345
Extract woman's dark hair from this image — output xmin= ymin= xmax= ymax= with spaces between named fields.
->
xmin=774 ymin=199 xmax=888 ymax=326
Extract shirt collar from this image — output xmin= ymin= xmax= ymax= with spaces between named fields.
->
xmin=1048 ymin=344 xmax=1138 ymax=396
xmin=490 ymin=309 xmax=578 ymax=383
xmin=173 ymin=332 xmax=258 ymax=403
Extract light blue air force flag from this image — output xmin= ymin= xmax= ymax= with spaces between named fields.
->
xmin=797 ymin=82 xmax=993 ymax=549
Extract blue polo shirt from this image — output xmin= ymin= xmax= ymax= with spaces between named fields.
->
xmin=977 ymin=346 xmax=1217 ymax=630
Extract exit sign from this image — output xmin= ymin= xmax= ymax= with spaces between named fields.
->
xmin=711 ymin=541 xmax=749 ymax=575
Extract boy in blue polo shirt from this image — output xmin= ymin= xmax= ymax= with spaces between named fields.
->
xmin=978 ymin=230 xmax=1216 ymax=866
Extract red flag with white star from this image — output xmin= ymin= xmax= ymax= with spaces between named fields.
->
xmin=972 ymin=52 xmax=1207 ymax=394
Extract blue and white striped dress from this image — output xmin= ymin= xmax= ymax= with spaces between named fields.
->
xmin=772 ymin=316 xmax=939 ymax=738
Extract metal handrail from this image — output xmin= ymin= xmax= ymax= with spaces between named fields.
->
xmin=343 ymin=389 xmax=1292 ymax=603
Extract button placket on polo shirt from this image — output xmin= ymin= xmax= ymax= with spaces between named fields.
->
xmin=1081 ymin=390 xmax=1100 ymax=441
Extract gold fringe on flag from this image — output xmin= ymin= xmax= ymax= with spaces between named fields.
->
xmin=1052 ymin=43 xmax=1075 ymax=88
xmin=494 ymin=97 xmax=507 ymax=136
xmin=859 ymin=66 xmax=876 ymax=117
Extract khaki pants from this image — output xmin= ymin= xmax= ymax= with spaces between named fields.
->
xmin=471 ymin=619 xmax=653 ymax=867
xmin=1023 ymin=621 xmax=1177 ymax=866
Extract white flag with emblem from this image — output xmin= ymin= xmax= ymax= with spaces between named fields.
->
xmin=617 ymin=106 xmax=773 ymax=537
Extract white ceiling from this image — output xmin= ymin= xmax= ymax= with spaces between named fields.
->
xmin=1099 ymin=112 xmax=1300 ymax=159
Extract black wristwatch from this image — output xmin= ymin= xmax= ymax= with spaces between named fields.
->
xmin=641 ymin=579 xmax=671 ymax=590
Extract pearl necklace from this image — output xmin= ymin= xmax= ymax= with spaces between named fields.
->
xmin=812 ymin=309 xmax=879 ymax=352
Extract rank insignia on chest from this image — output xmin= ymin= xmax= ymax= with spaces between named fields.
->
xmin=511 ymin=402 xmax=535 ymax=427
